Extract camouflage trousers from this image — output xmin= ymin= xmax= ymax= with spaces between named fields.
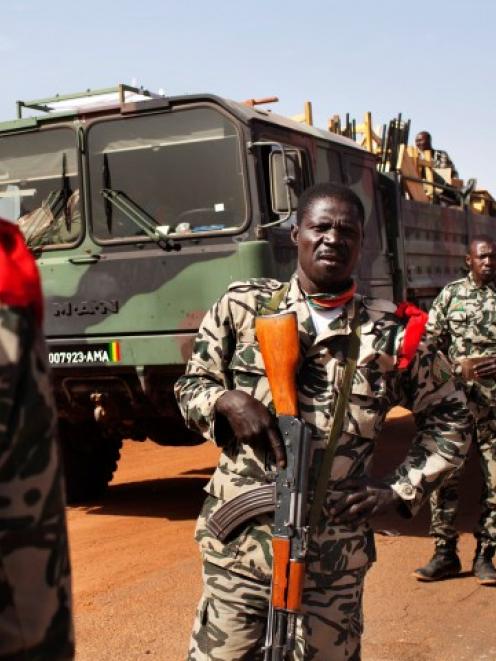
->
xmin=430 ymin=401 xmax=496 ymax=550
xmin=187 ymin=561 xmax=367 ymax=661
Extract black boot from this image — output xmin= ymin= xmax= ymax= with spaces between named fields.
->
xmin=413 ymin=542 xmax=461 ymax=581
xmin=472 ymin=543 xmax=496 ymax=585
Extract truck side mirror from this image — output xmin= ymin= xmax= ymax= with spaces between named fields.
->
xmin=269 ymin=150 xmax=304 ymax=214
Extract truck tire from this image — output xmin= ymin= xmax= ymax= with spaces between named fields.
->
xmin=59 ymin=420 xmax=123 ymax=504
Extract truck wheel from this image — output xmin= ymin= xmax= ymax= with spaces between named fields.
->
xmin=59 ymin=420 xmax=123 ymax=504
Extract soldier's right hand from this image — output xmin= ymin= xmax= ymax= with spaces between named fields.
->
xmin=214 ymin=391 xmax=286 ymax=467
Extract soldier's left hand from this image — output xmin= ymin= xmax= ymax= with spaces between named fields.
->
xmin=329 ymin=477 xmax=400 ymax=526
xmin=473 ymin=357 xmax=496 ymax=380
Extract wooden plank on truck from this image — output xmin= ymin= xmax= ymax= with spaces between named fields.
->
xmin=291 ymin=101 xmax=313 ymax=126
xmin=397 ymin=144 xmax=430 ymax=202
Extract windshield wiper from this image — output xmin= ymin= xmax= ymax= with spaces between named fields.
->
xmin=102 ymin=154 xmax=113 ymax=233
xmin=61 ymin=152 xmax=72 ymax=231
xmin=100 ymin=187 xmax=180 ymax=251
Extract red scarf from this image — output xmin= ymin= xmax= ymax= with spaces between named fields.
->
xmin=0 ymin=219 xmax=43 ymax=325
xmin=306 ymin=282 xmax=357 ymax=310
xmin=395 ymin=301 xmax=428 ymax=369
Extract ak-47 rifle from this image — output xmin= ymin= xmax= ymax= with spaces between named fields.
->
xmin=257 ymin=311 xmax=312 ymax=660
xmin=206 ymin=311 xmax=312 ymax=660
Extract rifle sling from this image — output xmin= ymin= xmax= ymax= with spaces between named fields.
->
xmin=308 ymin=304 xmax=361 ymax=532
xmin=260 ymin=283 xmax=362 ymax=533
xmin=208 ymin=284 xmax=361 ymax=540
xmin=257 ymin=283 xmax=290 ymax=316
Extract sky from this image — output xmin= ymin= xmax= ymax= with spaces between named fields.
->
xmin=1 ymin=0 xmax=495 ymax=190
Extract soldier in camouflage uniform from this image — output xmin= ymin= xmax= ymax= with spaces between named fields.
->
xmin=175 ymin=183 xmax=471 ymax=660
xmin=414 ymin=235 xmax=496 ymax=586
xmin=0 ymin=216 xmax=74 ymax=659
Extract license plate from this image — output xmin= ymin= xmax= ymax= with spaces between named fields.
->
xmin=48 ymin=341 xmax=121 ymax=366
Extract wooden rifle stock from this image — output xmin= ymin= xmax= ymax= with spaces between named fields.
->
xmin=286 ymin=560 xmax=305 ymax=612
xmin=255 ymin=312 xmax=299 ymax=417
xmin=271 ymin=538 xmax=291 ymax=610
xmin=272 ymin=540 xmax=305 ymax=612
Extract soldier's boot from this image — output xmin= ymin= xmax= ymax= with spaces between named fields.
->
xmin=412 ymin=541 xmax=461 ymax=581
xmin=472 ymin=543 xmax=496 ymax=586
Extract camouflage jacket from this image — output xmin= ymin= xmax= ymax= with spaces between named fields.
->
xmin=426 ymin=273 xmax=496 ymax=404
xmin=432 ymin=149 xmax=459 ymax=179
xmin=0 ymin=306 xmax=74 ymax=660
xmin=175 ymin=276 xmax=471 ymax=581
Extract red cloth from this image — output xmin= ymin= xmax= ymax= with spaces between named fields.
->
xmin=0 ymin=219 xmax=43 ymax=325
xmin=395 ymin=301 xmax=428 ymax=369
xmin=306 ymin=282 xmax=357 ymax=310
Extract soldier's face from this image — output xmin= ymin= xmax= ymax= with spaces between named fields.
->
xmin=466 ymin=240 xmax=496 ymax=285
xmin=291 ymin=196 xmax=363 ymax=294
xmin=415 ymin=132 xmax=431 ymax=151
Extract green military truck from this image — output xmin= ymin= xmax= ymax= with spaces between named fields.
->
xmin=1 ymin=84 xmax=494 ymax=501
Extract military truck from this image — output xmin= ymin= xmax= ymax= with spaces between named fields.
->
xmin=1 ymin=84 xmax=494 ymax=501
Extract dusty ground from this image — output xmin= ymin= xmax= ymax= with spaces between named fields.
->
xmin=67 ymin=408 xmax=496 ymax=661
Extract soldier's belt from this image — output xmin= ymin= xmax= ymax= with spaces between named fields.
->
xmin=206 ymin=483 xmax=276 ymax=542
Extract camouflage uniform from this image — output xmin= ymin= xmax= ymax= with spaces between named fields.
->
xmin=426 ymin=273 xmax=496 ymax=551
xmin=0 ymin=305 xmax=74 ymax=659
xmin=175 ymin=275 xmax=471 ymax=660
xmin=431 ymin=149 xmax=459 ymax=179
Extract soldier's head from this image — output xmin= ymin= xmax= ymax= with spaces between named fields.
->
xmin=415 ymin=131 xmax=432 ymax=151
xmin=466 ymin=236 xmax=496 ymax=285
xmin=291 ymin=183 xmax=364 ymax=294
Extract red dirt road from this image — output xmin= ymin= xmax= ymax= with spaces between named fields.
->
xmin=68 ymin=409 xmax=496 ymax=660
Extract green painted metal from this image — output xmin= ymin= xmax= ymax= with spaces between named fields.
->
xmin=0 ymin=111 xmax=83 ymax=133
xmin=15 ymin=83 xmax=156 ymax=118
xmin=84 ymin=241 xmax=272 ymax=335
xmin=39 ymin=240 xmax=274 ymax=338
xmin=0 ymin=117 xmax=39 ymax=132
xmin=237 ymin=240 xmax=274 ymax=279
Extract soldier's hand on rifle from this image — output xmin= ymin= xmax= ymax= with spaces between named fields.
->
xmin=473 ymin=357 xmax=496 ymax=380
xmin=329 ymin=477 xmax=400 ymax=526
xmin=214 ymin=391 xmax=286 ymax=467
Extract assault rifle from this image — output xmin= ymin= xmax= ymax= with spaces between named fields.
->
xmin=206 ymin=311 xmax=312 ymax=660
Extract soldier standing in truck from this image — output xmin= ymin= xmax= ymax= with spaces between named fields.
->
xmin=415 ymin=130 xmax=459 ymax=178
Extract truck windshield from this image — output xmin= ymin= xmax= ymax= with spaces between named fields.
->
xmin=0 ymin=128 xmax=80 ymax=248
xmin=87 ymin=106 xmax=247 ymax=241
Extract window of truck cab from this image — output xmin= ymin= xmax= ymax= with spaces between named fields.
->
xmin=0 ymin=127 xmax=81 ymax=249
xmin=315 ymin=145 xmax=343 ymax=184
xmin=343 ymin=154 xmax=384 ymax=252
xmin=86 ymin=106 xmax=248 ymax=243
